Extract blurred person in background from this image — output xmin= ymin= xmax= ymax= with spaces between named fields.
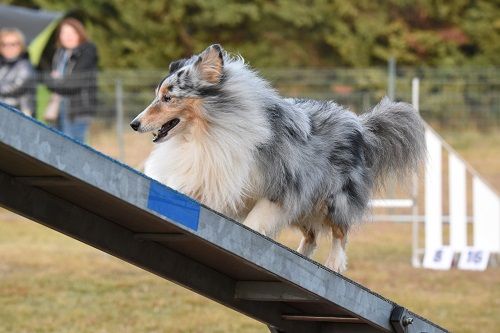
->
xmin=0 ymin=28 xmax=35 ymax=117
xmin=45 ymin=18 xmax=98 ymax=143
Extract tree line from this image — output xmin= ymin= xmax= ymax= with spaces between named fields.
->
xmin=6 ymin=0 xmax=500 ymax=69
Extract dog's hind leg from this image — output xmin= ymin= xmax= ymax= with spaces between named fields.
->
xmin=323 ymin=176 xmax=368 ymax=272
xmin=297 ymin=227 xmax=317 ymax=257
xmin=243 ymin=198 xmax=289 ymax=239
xmin=324 ymin=224 xmax=348 ymax=273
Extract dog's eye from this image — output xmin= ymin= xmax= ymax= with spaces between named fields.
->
xmin=163 ymin=95 xmax=172 ymax=103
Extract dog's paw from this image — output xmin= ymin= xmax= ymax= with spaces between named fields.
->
xmin=324 ymin=251 xmax=348 ymax=273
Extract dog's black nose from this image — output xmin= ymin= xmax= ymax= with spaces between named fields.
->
xmin=130 ymin=120 xmax=140 ymax=131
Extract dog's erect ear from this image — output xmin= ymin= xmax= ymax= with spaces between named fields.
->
xmin=194 ymin=44 xmax=224 ymax=84
xmin=169 ymin=59 xmax=185 ymax=74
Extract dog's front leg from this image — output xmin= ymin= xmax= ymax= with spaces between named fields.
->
xmin=243 ymin=198 xmax=288 ymax=239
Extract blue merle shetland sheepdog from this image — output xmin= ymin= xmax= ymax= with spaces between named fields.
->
xmin=130 ymin=44 xmax=425 ymax=272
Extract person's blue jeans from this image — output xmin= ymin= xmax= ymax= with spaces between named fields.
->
xmin=57 ymin=110 xmax=90 ymax=143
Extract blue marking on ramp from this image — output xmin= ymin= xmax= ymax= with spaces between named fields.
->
xmin=147 ymin=181 xmax=200 ymax=231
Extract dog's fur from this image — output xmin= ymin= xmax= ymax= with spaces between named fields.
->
xmin=131 ymin=44 xmax=426 ymax=272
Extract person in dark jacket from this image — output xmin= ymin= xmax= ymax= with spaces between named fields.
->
xmin=0 ymin=28 xmax=35 ymax=116
xmin=45 ymin=18 xmax=98 ymax=143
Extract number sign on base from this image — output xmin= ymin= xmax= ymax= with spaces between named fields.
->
xmin=458 ymin=247 xmax=490 ymax=271
xmin=423 ymin=246 xmax=454 ymax=270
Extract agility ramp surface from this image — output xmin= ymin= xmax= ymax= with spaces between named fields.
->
xmin=0 ymin=103 xmax=447 ymax=333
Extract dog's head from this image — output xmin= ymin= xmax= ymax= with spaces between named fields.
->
xmin=130 ymin=44 xmax=224 ymax=143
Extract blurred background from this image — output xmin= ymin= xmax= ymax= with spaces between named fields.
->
xmin=0 ymin=1 xmax=499 ymax=333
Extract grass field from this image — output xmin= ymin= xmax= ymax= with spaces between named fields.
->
xmin=1 ymin=126 xmax=499 ymax=333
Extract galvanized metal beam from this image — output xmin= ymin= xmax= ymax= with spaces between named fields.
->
xmin=133 ymin=233 xmax=189 ymax=242
xmin=14 ymin=176 xmax=74 ymax=186
xmin=235 ymin=281 xmax=320 ymax=302
xmin=282 ymin=315 xmax=361 ymax=323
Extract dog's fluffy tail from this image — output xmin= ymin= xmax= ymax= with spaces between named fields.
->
xmin=361 ymin=97 xmax=426 ymax=187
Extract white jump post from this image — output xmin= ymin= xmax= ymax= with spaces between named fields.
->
xmin=449 ymin=153 xmax=467 ymax=251
xmin=473 ymin=177 xmax=500 ymax=254
xmin=424 ymin=129 xmax=442 ymax=251
xmin=414 ymin=74 xmax=500 ymax=270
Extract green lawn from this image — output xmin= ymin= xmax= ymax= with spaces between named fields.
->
xmin=1 ymin=211 xmax=498 ymax=333
xmin=0 ymin=211 xmax=263 ymax=333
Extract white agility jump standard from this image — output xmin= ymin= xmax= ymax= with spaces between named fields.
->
xmin=369 ymin=78 xmax=499 ymax=270
xmin=410 ymin=78 xmax=500 ymax=270
xmin=422 ymin=126 xmax=500 ymax=271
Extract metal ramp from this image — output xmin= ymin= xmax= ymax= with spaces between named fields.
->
xmin=0 ymin=102 xmax=448 ymax=333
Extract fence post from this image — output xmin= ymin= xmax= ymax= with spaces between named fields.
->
xmin=115 ymin=79 xmax=125 ymax=161
xmin=387 ymin=57 xmax=396 ymax=100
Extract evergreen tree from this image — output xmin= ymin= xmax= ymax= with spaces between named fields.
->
xmin=4 ymin=0 xmax=499 ymax=68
